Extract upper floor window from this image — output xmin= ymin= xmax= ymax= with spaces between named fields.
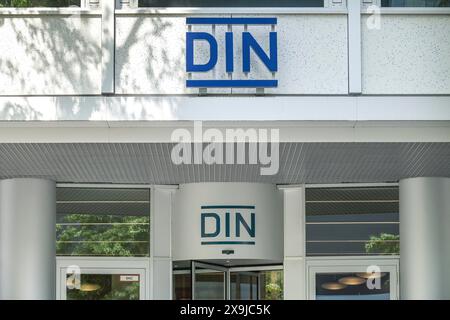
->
xmin=0 ymin=0 xmax=81 ymax=7
xmin=381 ymin=0 xmax=450 ymax=6
xmin=305 ymin=186 xmax=399 ymax=257
xmin=56 ymin=187 xmax=151 ymax=257
xmin=139 ymin=0 xmax=324 ymax=7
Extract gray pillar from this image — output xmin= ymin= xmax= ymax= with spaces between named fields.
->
xmin=400 ymin=177 xmax=450 ymax=300
xmin=0 ymin=178 xmax=56 ymax=300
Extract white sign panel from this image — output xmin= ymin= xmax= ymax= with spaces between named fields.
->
xmin=173 ymin=183 xmax=283 ymax=262
xmin=120 ymin=275 xmax=139 ymax=282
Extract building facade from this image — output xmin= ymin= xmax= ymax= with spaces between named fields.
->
xmin=0 ymin=0 xmax=449 ymax=300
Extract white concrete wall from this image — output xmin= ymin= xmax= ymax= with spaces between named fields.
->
xmin=362 ymin=14 xmax=450 ymax=94
xmin=0 ymin=10 xmax=448 ymax=97
xmin=115 ymin=14 xmax=348 ymax=95
xmin=0 ymin=14 xmax=102 ymax=95
xmin=1 ymin=95 xmax=449 ymax=123
xmin=115 ymin=15 xmax=189 ymax=95
xmin=0 ymin=10 xmax=448 ymax=123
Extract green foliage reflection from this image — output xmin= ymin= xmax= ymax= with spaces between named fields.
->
xmin=56 ymin=214 xmax=150 ymax=257
xmin=67 ymin=274 xmax=140 ymax=300
xmin=262 ymin=271 xmax=283 ymax=300
xmin=365 ymin=233 xmax=400 ymax=255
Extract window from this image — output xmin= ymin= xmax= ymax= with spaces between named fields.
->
xmin=173 ymin=261 xmax=192 ymax=300
xmin=307 ymin=259 xmax=399 ymax=300
xmin=0 ymin=0 xmax=81 ymax=7
xmin=381 ymin=0 xmax=450 ymax=6
xmin=306 ymin=186 xmax=399 ymax=256
xmin=57 ymin=258 xmax=149 ymax=300
xmin=139 ymin=0 xmax=324 ymax=7
xmin=56 ymin=187 xmax=151 ymax=257
xmin=315 ymin=272 xmax=391 ymax=300
xmin=258 ymin=270 xmax=283 ymax=300
xmin=66 ymin=274 xmax=141 ymax=300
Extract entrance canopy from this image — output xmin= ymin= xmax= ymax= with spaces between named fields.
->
xmin=0 ymin=142 xmax=448 ymax=184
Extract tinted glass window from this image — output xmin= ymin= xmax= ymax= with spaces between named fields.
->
xmin=382 ymin=0 xmax=450 ymax=6
xmin=0 ymin=0 xmax=80 ymax=7
xmin=259 ymin=270 xmax=283 ymax=300
xmin=316 ymin=272 xmax=390 ymax=300
xmin=56 ymin=188 xmax=150 ymax=257
xmin=139 ymin=0 xmax=324 ymax=7
xmin=306 ymin=187 xmax=399 ymax=256
xmin=173 ymin=261 xmax=192 ymax=300
xmin=66 ymin=274 xmax=140 ymax=300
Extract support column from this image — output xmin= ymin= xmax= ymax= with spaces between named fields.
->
xmin=0 ymin=178 xmax=56 ymax=300
xmin=278 ymin=185 xmax=306 ymax=300
xmin=400 ymin=177 xmax=450 ymax=299
xmin=151 ymin=185 xmax=177 ymax=300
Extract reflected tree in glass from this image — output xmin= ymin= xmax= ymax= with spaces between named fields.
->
xmin=56 ymin=214 xmax=150 ymax=257
xmin=67 ymin=274 xmax=140 ymax=300
xmin=365 ymin=233 xmax=400 ymax=255
xmin=261 ymin=271 xmax=283 ymax=300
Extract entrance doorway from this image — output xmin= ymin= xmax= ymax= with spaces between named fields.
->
xmin=57 ymin=257 xmax=150 ymax=300
xmin=173 ymin=261 xmax=283 ymax=300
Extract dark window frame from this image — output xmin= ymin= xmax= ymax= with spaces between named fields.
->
xmin=138 ymin=0 xmax=325 ymax=8
xmin=381 ymin=0 xmax=450 ymax=7
xmin=0 ymin=0 xmax=82 ymax=7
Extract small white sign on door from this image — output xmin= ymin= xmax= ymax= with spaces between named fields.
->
xmin=120 ymin=275 xmax=139 ymax=282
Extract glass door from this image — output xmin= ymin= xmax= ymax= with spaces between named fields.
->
xmin=229 ymin=267 xmax=284 ymax=300
xmin=192 ymin=261 xmax=228 ymax=300
xmin=173 ymin=261 xmax=284 ymax=300
xmin=61 ymin=268 xmax=146 ymax=300
xmin=230 ymin=271 xmax=259 ymax=300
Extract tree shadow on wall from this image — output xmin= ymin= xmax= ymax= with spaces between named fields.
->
xmin=0 ymin=100 xmax=42 ymax=120
xmin=0 ymin=6 xmax=181 ymax=120
xmin=0 ymin=9 xmax=101 ymax=119
xmin=114 ymin=13 xmax=183 ymax=120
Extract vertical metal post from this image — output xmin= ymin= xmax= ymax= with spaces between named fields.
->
xmin=101 ymin=0 xmax=115 ymax=94
xmin=226 ymin=269 xmax=231 ymax=300
xmin=191 ymin=260 xmax=196 ymax=300
xmin=257 ymin=273 xmax=262 ymax=300
xmin=348 ymin=0 xmax=362 ymax=94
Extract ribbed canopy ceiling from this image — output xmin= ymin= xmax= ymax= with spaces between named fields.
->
xmin=0 ymin=143 xmax=448 ymax=184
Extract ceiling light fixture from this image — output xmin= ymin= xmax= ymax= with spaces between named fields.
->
xmin=321 ymin=282 xmax=347 ymax=290
xmin=338 ymin=276 xmax=366 ymax=286
xmin=356 ymin=272 xmax=386 ymax=279
xmin=79 ymin=283 xmax=101 ymax=292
